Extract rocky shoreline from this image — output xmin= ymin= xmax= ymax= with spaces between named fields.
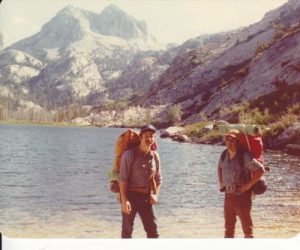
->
xmin=69 ymin=107 xmax=300 ymax=156
xmin=159 ymin=123 xmax=300 ymax=156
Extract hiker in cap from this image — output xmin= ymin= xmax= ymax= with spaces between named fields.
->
xmin=119 ymin=124 xmax=162 ymax=238
xmin=217 ymin=129 xmax=265 ymax=238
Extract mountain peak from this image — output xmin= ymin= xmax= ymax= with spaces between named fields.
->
xmin=57 ymin=5 xmax=81 ymax=16
xmin=95 ymin=4 xmax=148 ymax=40
xmin=101 ymin=4 xmax=125 ymax=15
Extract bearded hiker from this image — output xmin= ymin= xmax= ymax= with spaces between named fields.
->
xmin=119 ymin=124 xmax=162 ymax=238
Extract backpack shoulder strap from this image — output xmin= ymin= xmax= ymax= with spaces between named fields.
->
xmin=152 ymin=151 xmax=159 ymax=166
xmin=150 ymin=150 xmax=159 ymax=194
xmin=221 ymin=149 xmax=227 ymax=162
xmin=131 ymin=147 xmax=138 ymax=166
xmin=237 ymin=149 xmax=245 ymax=169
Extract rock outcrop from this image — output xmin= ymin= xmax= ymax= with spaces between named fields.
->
xmin=133 ymin=0 xmax=300 ymax=126
xmin=72 ymin=105 xmax=167 ymax=127
xmin=285 ymin=144 xmax=300 ymax=155
xmin=272 ymin=122 xmax=300 ymax=149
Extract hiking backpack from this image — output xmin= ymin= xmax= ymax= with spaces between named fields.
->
xmin=219 ymin=124 xmax=267 ymax=195
xmin=108 ymin=129 xmax=158 ymax=194
xmin=219 ymin=124 xmax=264 ymax=163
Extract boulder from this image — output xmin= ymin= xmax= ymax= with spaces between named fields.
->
xmin=71 ymin=117 xmax=92 ymax=126
xmin=176 ymin=134 xmax=192 ymax=143
xmin=160 ymin=126 xmax=184 ymax=138
xmin=273 ymin=122 xmax=300 ymax=149
xmin=171 ymin=134 xmax=192 ymax=143
xmin=285 ymin=144 xmax=300 ymax=155
xmin=160 ymin=130 xmax=171 ymax=138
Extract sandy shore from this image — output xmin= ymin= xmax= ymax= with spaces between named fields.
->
xmin=1 ymin=212 xmax=299 ymax=239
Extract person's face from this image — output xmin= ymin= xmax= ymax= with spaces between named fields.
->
xmin=225 ymin=136 xmax=238 ymax=151
xmin=140 ymin=131 xmax=156 ymax=147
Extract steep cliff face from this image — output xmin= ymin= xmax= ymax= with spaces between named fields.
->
xmin=103 ymin=31 xmax=239 ymax=104
xmin=132 ymin=0 xmax=300 ymax=125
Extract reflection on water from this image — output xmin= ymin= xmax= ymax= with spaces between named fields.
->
xmin=0 ymin=125 xmax=299 ymax=238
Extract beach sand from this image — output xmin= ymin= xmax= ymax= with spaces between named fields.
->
xmin=1 ymin=211 xmax=299 ymax=239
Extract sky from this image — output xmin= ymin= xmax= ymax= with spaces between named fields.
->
xmin=0 ymin=0 xmax=289 ymax=47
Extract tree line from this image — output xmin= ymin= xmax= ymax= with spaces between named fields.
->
xmin=0 ymin=101 xmax=89 ymax=123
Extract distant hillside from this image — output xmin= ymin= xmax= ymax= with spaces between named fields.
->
xmin=131 ymin=0 xmax=300 ymax=126
xmin=0 ymin=1 xmax=299 ymax=128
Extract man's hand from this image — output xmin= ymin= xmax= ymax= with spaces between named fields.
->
xmin=150 ymin=194 xmax=158 ymax=204
xmin=122 ymin=200 xmax=132 ymax=214
xmin=238 ymin=182 xmax=253 ymax=194
xmin=238 ymin=168 xmax=265 ymax=194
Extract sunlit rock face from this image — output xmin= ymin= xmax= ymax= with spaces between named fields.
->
xmin=0 ymin=5 xmax=164 ymax=109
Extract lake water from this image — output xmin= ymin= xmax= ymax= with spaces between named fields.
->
xmin=0 ymin=124 xmax=299 ymax=238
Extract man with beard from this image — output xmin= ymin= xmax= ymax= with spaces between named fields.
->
xmin=119 ymin=124 xmax=162 ymax=238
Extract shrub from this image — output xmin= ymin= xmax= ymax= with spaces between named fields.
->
xmin=239 ymin=108 xmax=273 ymax=125
xmin=199 ymin=112 xmax=208 ymax=122
xmin=279 ymin=110 xmax=297 ymax=128
xmin=183 ymin=121 xmax=209 ymax=137
xmin=263 ymin=123 xmax=285 ymax=138
xmin=288 ymin=103 xmax=300 ymax=114
xmin=168 ymin=104 xmax=183 ymax=126
xmin=256 ymin=43 xmax=270 ymax=54
xmin=201 ymin=130 xmax=223 ymax=143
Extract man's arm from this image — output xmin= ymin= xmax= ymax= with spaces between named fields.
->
xmin=238 ymin=158 xmax=265 ymax=193
xmin=218 ymin=166 xmax=223 ymax=189
xmin=150 ymin=152 xmax=161 ymax=204
xmin=239 ymin=167 xmax=265 ymax=193
xmin=217 ymin=156 xmax=224 ymax=190
xmin=119 ymin=180 xmax=131 ymax=214
xmin=150 ymin=183 xmax=161 ymax=204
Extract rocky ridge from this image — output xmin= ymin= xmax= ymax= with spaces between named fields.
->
xmin=133 ymin=0 xmax=300 ymax=126
xmin=83 ymin=0 xmax=300 ymax=131
xmin=0 ymin=5 xmax=164 ymax=110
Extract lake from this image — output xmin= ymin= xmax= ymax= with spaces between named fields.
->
xmin=0 ymin=124 xmax=299 ymax=238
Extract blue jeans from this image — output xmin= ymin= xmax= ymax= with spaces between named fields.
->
xmin=121 ymin=191 xmax=159 ymax=238
xmin=224 ymin=190 xmax=253 ymax=238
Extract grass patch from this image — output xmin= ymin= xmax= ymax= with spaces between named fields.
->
xmin=183 ymin=85 xmax=300 ymax=143
xmin=183 ymin=121 xmax=209 ymax=137
xmin=200 ymin=129 xmax=223 ymax=143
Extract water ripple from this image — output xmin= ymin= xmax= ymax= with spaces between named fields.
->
xmin=0 ymin=125 xmax=299 ymax=238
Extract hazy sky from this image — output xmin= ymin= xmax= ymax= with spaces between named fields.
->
xmin=0 ymin=0 xmax=288 ymax=47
